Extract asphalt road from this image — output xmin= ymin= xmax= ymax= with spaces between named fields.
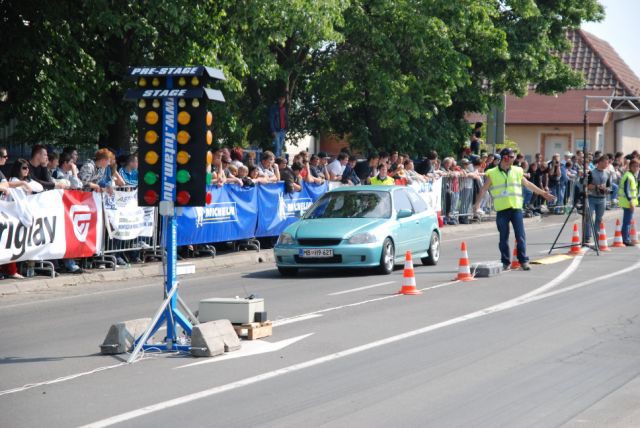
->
xmin=1 ymin=213 xmax=640 ymax=427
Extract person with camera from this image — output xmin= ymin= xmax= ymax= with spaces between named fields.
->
xmin=547 ymin=154 xmax=563 ymax=214
xmin=584 ymin=155 xmax=612 ymax=244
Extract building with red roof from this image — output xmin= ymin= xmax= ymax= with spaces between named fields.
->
xmin=502 ymin=29 xmax=640 ymax=159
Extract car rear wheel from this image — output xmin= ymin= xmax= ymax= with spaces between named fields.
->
xmin=421 ymin=231 xmax=440 ymax=266
xmin=277 ymin=267 xmax=298 ymax=276
xmin=378 ymin=238 xmax=395 ymax=274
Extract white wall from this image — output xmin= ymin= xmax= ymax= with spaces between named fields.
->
xmin=285 ymin=134 xmax=318 ymax=156
xmin=617 ymin=115 xmax=640 ymax=154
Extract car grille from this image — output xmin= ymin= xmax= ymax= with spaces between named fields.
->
xmin=297 ymin=238 xmax=342 ymax=246
xmin=294 ymin=255 xmax=342 ymax=264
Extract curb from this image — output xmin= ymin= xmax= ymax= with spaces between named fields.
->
xmin=2 ymin=250 xmax=275 ymax=296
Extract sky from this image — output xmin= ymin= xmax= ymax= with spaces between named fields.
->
xmin=582 ymin=0 xmax=640 ymax=78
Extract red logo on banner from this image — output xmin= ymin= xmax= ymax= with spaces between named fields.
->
xmin=63 ymin=190 xmax=98 ymax=258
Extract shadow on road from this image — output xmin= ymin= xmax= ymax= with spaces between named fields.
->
xmin=0 ymin=352 xmax=120 ymax=365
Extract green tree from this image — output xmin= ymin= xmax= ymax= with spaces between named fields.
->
xmin=0 ymin=0 xmax=227 ymax=151
xmin=211 ymin=0 xmax=348 ymax=147
xmin=305 ymin=0 xmax=603 ymax=156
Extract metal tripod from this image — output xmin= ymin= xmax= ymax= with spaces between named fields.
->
xmin=548 ymin=191 xmax=600 ymax=255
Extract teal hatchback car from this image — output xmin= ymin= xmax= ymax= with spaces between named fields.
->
xmin=274 ymin=185 xmax=440 ymax=276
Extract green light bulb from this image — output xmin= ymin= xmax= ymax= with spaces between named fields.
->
xmin=177 ymin=169 xmax=191 ymax=184
xmin=144 ymin=171 xmax=158 ymax=185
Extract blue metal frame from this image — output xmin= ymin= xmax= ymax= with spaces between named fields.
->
xmin=138 ymin=76 xmax=193 ymax=351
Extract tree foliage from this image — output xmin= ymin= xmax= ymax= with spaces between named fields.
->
xmin=0 ymin=0 xmax=603 ymax=155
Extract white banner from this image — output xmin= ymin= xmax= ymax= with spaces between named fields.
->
xmin=410 ymin=177 xmax=442 ymax=212
xmin=0 ymin=190 xmax=103 ymax=263
xmin=103 ymin=189 xmax=155 ymax=240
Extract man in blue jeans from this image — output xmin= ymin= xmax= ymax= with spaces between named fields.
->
xmin=584 ymin=155 xmax=612 ymax=243
xmin=474 ymin=148 xmax=556 ymax=271
xmin=268 ymin=92 xmax=288 ymax=157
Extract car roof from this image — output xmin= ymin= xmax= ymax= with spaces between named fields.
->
xmin=328 ymin=185 xmax=404 ymax=193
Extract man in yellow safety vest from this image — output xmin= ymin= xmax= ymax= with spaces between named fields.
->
xmin=474 ymin=148 xmax=556 ymax=271
xmin=618 ymin=159 xmax=638 ymax=245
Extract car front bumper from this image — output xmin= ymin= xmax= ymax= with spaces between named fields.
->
xmin=274 ymin=242 xmax=383 ymax=268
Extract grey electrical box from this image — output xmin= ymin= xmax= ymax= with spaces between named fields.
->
xmin=198 ymin=298 xmax=265 ymax=324
xmin=471 ymin=261 xmax=503 ymax=277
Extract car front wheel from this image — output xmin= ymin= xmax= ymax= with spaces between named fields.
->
xmin=378 ymin=238 xmax=395 ymax=274
xmin=421 ymin=231 xmax=440 ymax=266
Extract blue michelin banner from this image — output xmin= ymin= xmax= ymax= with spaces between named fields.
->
xmin=177 ymin=185 xmax=258 ymax=245
xmin=177 ymin=182 xmax=328 ymax=244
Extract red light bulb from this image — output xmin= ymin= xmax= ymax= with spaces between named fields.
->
xmin=176 ymin=190 xmax=191 ymax=205
xmin=143 ymin=190 xmax=159 ymax=205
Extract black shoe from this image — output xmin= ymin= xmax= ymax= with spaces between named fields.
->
xmin=624 ymin=241 xmax=634 ymax=247
xmin=502 ymin=264 xmax=511 ymax=271
xmin=521 ymin=262 xmax=531 ymax=271
xmin=70 ymin=268 xmax=85 ymax=274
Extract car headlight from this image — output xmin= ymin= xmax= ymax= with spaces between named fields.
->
xmin=347 ymin=232 xmax=378 ymax=244
xmin=277 ymin=233 xmax=295 ymax=245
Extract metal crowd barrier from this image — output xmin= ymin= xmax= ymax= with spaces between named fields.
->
xmin=5 ymin=175 xmax=618 ymax=277
xmin=91 ymin=186 xmax=161 ymax=270
xmin=440 ymin=175 xmax=486 ymax=225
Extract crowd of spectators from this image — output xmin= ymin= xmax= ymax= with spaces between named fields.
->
xmin=0 ymin=144 xmax=138 ymax=278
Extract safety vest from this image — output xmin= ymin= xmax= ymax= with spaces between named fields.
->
xmin=486 ymin=166 xmax=524 ymax=211
xmin=618 ymin=171 xmax=638 ymax=208
xmin=370 ymin=175 xmax=395 ymax=185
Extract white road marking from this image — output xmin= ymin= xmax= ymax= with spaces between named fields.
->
xmin=328 ymin=281 xmax=395 ymax=296
xmin=176 ymin=334 xmax=314 ymax=369
xmin=0 ymin=361 xmax=126 ymax=397
xmin=272 ymin=314 xmax=323 ymax=326
xmin=89 ymin=252 xmax=640 ymax=428
xmin=272 ymin=279 xmax=461 ymax=326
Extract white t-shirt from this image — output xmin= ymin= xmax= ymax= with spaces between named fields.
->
xmin=327 ymin=159 xmax=345 ymax=177
xmin=10 ymin=177 xmax=44 ymax=193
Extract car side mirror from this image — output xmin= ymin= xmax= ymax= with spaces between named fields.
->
xmin=397 ymin=209 xmax=413 ymax=219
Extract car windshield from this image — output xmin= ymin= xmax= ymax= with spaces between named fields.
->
xmin=304 ymin=191 xmax=392 ymax=219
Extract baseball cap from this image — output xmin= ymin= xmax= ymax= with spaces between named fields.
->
xmin=460 ymin=158 xmax=470 ymax=164
xmin=317 ymin=151 xmax=329 ymax=159
xmin=564 ymin=151 xmax=573 ymax=157
xmin=499 ymin=148 xmax=514 ymax=158
xmin=493 ymin=153 xmax=501 ymax=161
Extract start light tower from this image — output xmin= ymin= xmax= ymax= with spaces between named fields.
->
xmin=124 ymin=66 xmax=225 ymax=358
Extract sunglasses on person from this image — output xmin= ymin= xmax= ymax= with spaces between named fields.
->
xmin=21 ymin=166 xmax=29 ymax=170
xmin=0 ymin=154 xmax=8 ymax=159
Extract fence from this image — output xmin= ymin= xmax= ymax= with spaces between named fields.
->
xmin=0 ymin=176 xmax=585 ymax=274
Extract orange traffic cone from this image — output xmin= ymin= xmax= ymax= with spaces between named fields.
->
xmin=568 ymin=223 xmax=584 ymax=255
xmin=510 ymin=239 xmax=521 ymax=269
xmin=613 ymin=219 xmax=625 ymax=247
xmin=398 ymin=251 xmax=421 ymax=295
xmin=598 ymin=222 xmax=611 ymax=251
xmin=631 ymin=219 xmax=639 ymax=245
xmin=455 ymin=242 xmax=474 ymax=281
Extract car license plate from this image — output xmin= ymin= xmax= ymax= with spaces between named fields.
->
xmin=299 ymin=248 xmax=333 ymax=258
